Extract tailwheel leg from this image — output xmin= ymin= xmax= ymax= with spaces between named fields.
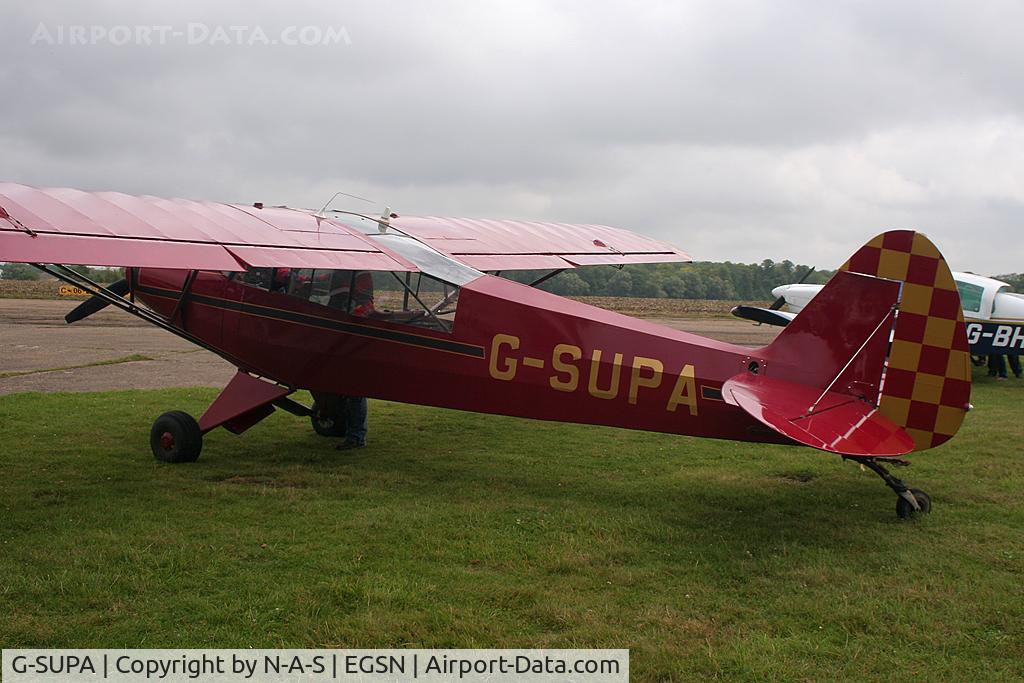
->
xmin=846 ymin=457 xmax=932 ymax=520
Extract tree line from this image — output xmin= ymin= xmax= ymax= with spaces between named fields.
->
xmin=505 ymin=260 xmax=833 ymax=300
xmin=3 ymin=261 xmax=1021 ymax=301
xmin=0 ymin=263 xmax=125 ymax=283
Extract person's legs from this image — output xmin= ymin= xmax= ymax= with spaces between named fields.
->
xmin=988 ymin=354 xmax=1007 ymax=378
xmin=343 ymin=396 xmax=368 ymax=446
xmin=1009 ymin=353 xmax=1022 ymax=378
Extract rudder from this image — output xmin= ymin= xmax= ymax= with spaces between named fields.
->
xmin=841 ymin=231 xmax=972 ymax=450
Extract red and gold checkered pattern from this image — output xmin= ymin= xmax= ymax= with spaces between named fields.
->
xmin=841 ymin=231 xmax=972 ymax=450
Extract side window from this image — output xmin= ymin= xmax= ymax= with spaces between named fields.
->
xmin=286 ymin=269 xmax=314 ymax=299
xmin=237 ymin=266 xmax=460 ymax=333
xmin=310 ymin=269 xmax=333 ymax=305
xmin=238 ymin=267 xmax=290 ymax=293
xmin=956 ymin=280 xmax=984 ymax=313
xmin=240 ymin=267 xmax=273 ymax=290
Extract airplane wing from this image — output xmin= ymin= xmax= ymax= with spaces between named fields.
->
xmin=0 ymin=183 xmax=419 ymax=272
xmin=0 ymin=182 xmax=690 ymax=274
xmin=387 ymin=215 xmax=691 ymax=271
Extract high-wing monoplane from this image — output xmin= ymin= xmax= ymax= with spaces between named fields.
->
xmin=0 ymin=183 xmax=973 ymax=517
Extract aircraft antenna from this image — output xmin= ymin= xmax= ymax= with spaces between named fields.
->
xmin=316 ymin=190 xmax=379 ymax=217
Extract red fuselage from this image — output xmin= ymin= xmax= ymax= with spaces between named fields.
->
xmin=134 ymin=268 xmax=790 ymax=446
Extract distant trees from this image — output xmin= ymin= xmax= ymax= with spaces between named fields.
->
xmin=0 ymin=263 xmax=40 ymax=280
xmin=4 ymin=260 xmax=1015 ymax=298
xmin=504 ymin=259 xmax=831 ymax=300
xmin=995 ymin=273 xmax=1023 ymax=292
xmin=0 ymin=263 xmax=124 ymax=283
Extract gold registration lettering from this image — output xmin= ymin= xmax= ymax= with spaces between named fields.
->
xmin=488 ymin=334 xmax=520 ymax=381
xmin=666 ymin=364 xmax=698 ymax=415
xmin=628 ymin=356 xmax=664 ymax=405
xmin=588 ymin=349 xmax=624 ymax=400
xmin=549 ymin=343 xmax=582 ymax=392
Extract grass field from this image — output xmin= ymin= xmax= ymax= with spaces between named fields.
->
xmin=0 ymin=374 xmax=1021 ymax=681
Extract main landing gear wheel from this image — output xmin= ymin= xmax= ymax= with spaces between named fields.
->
xmin=896 ymin=488 xmax=932 ymax=520
xmin=310 ymin=400 xmax=347 ymax=437
xmin=150 ymin=411 xmax=203 ymax=463
xmin=847 ymin=457 xmax=932 ymax=520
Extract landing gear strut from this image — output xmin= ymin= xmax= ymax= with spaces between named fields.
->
xmin=847 ymin=457 xmax=931 ymax=519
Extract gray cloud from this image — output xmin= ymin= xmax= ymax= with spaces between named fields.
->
xmin=2 ymin=0 xmax=1023 ymax=273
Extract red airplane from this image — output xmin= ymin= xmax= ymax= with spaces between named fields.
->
xmin=0 ymin=183 xmax=972 ymax=518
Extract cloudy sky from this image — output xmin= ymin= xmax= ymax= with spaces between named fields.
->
xmin=2 ymin=1 xmax=1023 ymax=273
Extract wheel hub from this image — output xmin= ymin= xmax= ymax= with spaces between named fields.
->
xmin=160 ymin=431 xmax=175 ymax=450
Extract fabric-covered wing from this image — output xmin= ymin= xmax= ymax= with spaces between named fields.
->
xmin=389 ymin=216 xmax=690 ymax=271
xmin=0 ymin=183 xmax=418 ymax=272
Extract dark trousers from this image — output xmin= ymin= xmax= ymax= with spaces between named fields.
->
xmin=345 ymin=396 xmax=368 ymax=444
xmin=988 ymin=354 xmax=1008 ymax=378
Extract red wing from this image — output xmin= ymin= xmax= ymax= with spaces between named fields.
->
xmin=388 ymin=215 xmax=690 ymax=271
xmin=0 ymin=183 xmax=418 ymax=272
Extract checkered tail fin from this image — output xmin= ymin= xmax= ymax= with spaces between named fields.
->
xmin=840 ymin=230 xmax=973 ymax=451
xmin=736 ymin=230 xmax=973 ymax=457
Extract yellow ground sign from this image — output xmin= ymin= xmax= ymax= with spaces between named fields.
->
xmin=58 ymin=285 xmax=90 ymax=297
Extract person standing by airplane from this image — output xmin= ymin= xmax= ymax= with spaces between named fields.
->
xmin=1009 ymin=352 xmax=1022 ymax=379
xmin=987 ymin=353 xmax=1017 ymax=380
xmin=335 ymin=396 xmax=368 ymax=450
xmin=336 ymin=271 xmax=374 ymax=450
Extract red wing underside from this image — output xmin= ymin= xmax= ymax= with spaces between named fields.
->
xmin=0 ymin=183 xmax=418 ymax=272
xmin=723 ymin=374 xmax=915 ymax=458
xmin=0 ymin=182 xmax=690 ymax=273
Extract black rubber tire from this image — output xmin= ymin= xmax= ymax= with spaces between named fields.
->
xmin=150 ymin=411 xmax=203 ymax=463
xmin=310 ymin=401 xmax=347 ymax=437
xmin=896 ymin=489 xmax=932 ymax=519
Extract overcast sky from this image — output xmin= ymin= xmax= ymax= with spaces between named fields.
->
xmin=2 ymin=1 xmax=1023 ymax=274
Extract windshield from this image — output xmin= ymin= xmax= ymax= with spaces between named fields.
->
xmin=369 ymin=233 xmax=482 ymax=286
xmin=330 ymin=214 xmax=482 ymax=287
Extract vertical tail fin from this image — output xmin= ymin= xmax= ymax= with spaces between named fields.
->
xmin=727 ymin=230 xmax=971 ymax=456
xmin=841 ymin=231 xmax=972 ymax=450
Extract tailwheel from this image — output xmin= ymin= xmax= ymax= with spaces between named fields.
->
xmin=846 ymin=456 xmax=932 ymax=519
xmin=150 ymin=411 xmax=203 ymax=463
xmin=896 ymin=489 xmax=932 ymax=520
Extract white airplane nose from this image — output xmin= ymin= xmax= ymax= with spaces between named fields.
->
xmin=771 ymin=285 xmax=790 ymax=299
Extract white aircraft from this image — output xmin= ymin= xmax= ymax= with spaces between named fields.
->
xmin=734 ymin=271 xmax=1024 ymax=356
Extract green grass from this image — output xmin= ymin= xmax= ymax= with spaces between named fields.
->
xmin=0 ymin=374 xmax=1022 ymax=681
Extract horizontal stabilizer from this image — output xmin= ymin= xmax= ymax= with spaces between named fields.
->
xmin=723 ymin=373 xmax=915 ymax=458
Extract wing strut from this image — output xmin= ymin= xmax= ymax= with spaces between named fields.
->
xmin=32 ymin=263 xmax=273 ymax=382
xmin=169 ymin=270 xmax=199 ymax=325
xmin=528 ymin=269 xmax=565 ymax=288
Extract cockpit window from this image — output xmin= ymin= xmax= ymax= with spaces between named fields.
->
xmin=956 ymin=280 xmax=984 ymax=313
xmin=327 ymin=214 xmax=484 ymax=287
xmin=367 ymin=233 xmax=482 ymax=286
xmin=231 ymin=225 xmax=480 ymax=333
xmin=235 ymin=266 xmax=461 ymax=332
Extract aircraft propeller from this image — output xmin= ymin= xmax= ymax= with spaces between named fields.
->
xmin=64 ymin=278 xmax=130 ymax=324
xmin=768 ymin=266 xmax=815 ymax=310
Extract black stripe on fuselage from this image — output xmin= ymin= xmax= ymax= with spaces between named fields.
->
xmin=134 ymin=283 xmax=486 ymax=358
